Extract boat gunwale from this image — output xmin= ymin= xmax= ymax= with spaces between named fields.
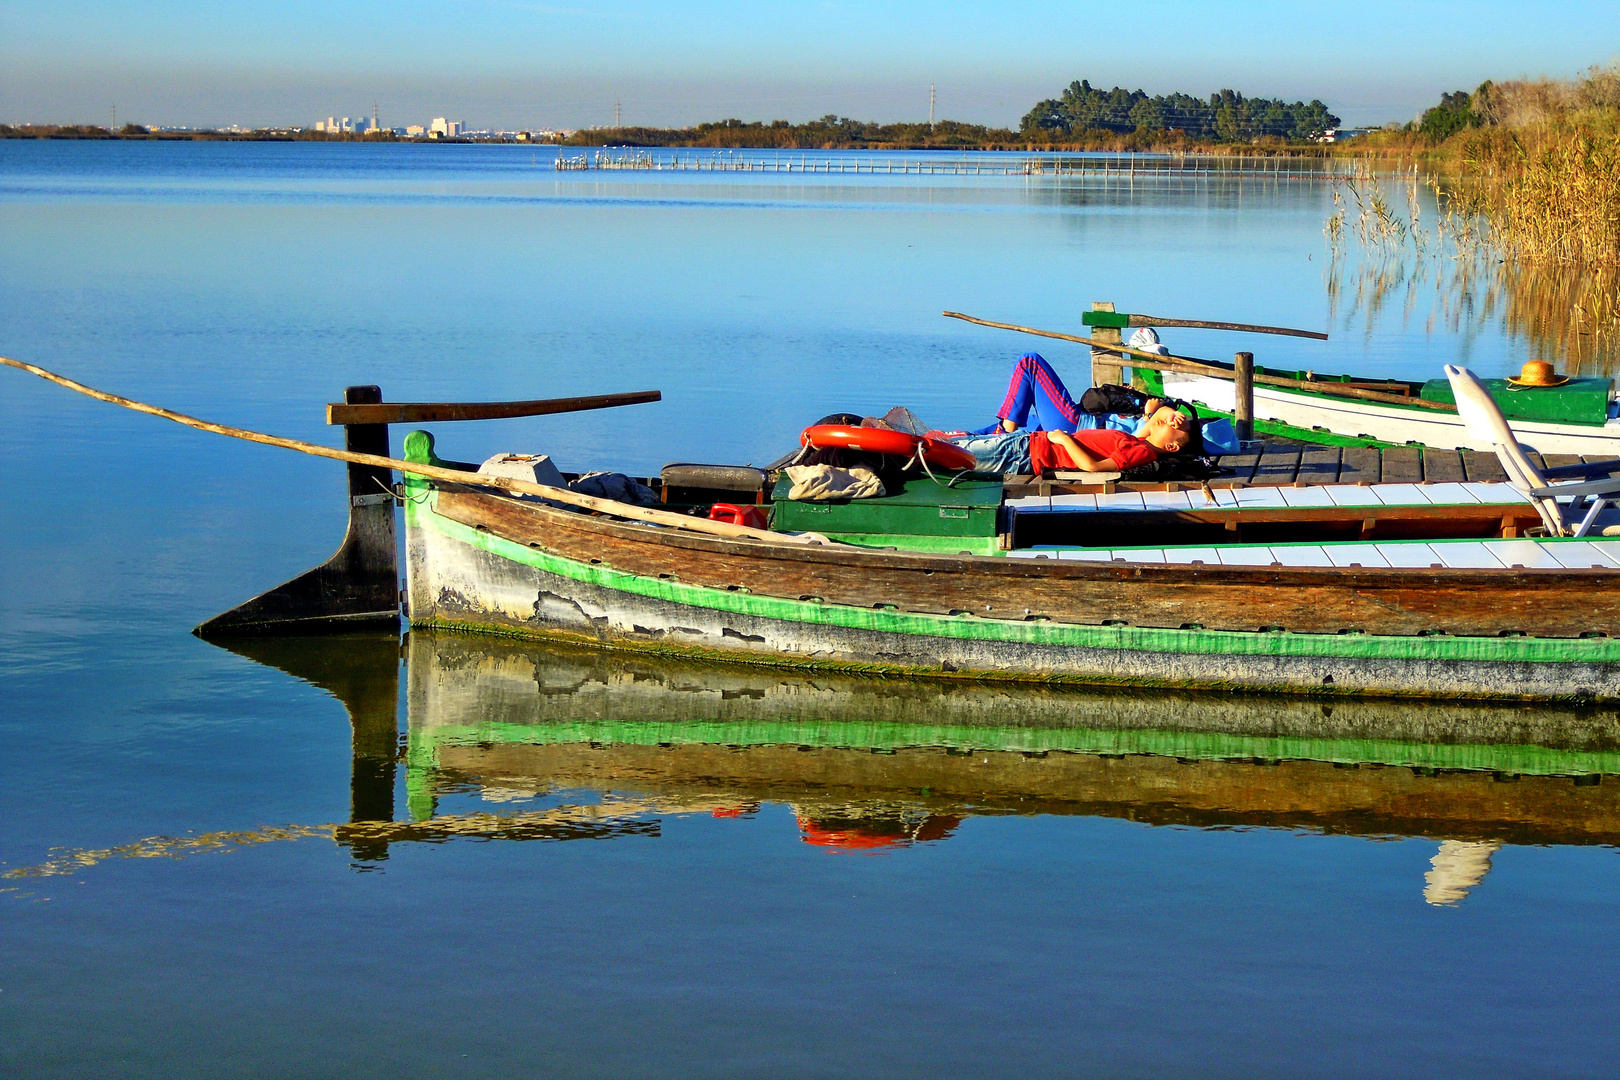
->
xmin=1159 ymin=369 xmax=1620 ymax=435
xmin=426 ymin=480 xmax=1620 ymax=591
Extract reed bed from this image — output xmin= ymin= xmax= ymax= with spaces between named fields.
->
xmin=1327 ymin=156 xmax=1620 ymax=374
xmin=1328 ymin=62 xmax=1620 ymax=371
xmin=1451 ymin=121 xmax=1620 ymax=266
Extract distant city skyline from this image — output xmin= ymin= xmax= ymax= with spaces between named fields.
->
xmin=3 ymin=0 xmax=1617 ymax=130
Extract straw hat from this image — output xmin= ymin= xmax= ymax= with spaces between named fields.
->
xmin=1507 ymin=360 xmax=1571 ymax=387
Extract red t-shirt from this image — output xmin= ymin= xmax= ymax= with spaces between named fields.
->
xmin=1031 ymin=428 xmax=1159 ymax=473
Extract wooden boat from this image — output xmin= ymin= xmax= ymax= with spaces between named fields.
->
xmin=399 ymin=362 xmax=1620 ymax=703
xmin=949 ymin=307 xmax=1620 ymax=455
xmin=9 ymin=354 xmax=1618 ymax=703
xmin=1143 ymin=361 xmax=1620 ymax=455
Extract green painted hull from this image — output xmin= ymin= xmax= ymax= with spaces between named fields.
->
xmin=403 ymin=485 xmax=1620 ymax=702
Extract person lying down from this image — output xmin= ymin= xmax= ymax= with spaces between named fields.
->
xmin=949 ymin=352 xmax=1199 ymax=474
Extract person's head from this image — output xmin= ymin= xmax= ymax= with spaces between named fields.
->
xmin=1140 ymin=405 xmax=1200 ymax=455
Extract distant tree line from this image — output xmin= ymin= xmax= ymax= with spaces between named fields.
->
xmin=1020 ymin=80 xmax=1340 ymax=141
xmin=561 ymin=116 xmax=1019 ymax=149
xmin=8 ymin=79 xmax=1360 ymax=149
xmin=1418 ymin=86 xmax=1490 ymax=140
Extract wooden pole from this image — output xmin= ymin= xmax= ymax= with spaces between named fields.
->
xmin=327 ymin=389 xmax=661 ymax=426
xmin=0 ymin=356 xmax=822 ymax=547
xmin=1126 ymin=315 xmax=1328 ymax=341
xmin=1089 ymin=301 xmax=1124 ymax=387
xmin=941 ymin=311 xmax=1458 ymax=413
xmin=1234 ymin=352 xmax=1255 ymax=442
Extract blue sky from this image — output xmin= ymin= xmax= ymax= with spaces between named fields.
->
xmin=2 ymin=0 xmax=1617 ymax=129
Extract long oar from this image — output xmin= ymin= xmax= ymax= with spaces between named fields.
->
xmin=942 ymin=311 xmax=1458 ymax=413
xmin=0 ymin=356 xmax=822 ymax=546
xmin=1118 ymin=314 xmax=1328 ymax=340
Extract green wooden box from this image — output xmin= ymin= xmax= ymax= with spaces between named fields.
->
xmin=770 ymin=476 xmax=1003 ymax=538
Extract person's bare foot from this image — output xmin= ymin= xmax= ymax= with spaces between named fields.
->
xmin=999 ymin=418 xmax=1018 ymax=433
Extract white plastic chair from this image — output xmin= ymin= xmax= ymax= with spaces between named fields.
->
xmin=1445 ymin=364 xmax=1620 ymax=536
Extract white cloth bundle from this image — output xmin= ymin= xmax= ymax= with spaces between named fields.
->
xmin=784 ymin=464 xmax=885 ymax=501
xmin=1128 ymin=327 xmax=1170 ymax=356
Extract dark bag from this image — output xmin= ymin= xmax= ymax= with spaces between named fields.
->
xmin=1118 ymin=454 xmax=1228 ymax=482
xmin=1079 ymin=383 xmax=1148 ymax=417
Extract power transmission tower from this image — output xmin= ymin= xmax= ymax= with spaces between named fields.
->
xmin=614 ymin=99 xmax=621 ymax=128
xmin=929 ymin=84 xmax=935 ymax=126
xmin=372 ymin=100 xmax=379 ymax=132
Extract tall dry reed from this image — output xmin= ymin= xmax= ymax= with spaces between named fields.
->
xmin=1328 ymin=157 xmax=1620 ymax=373
xmin=1450 ymin=122 xmax=1620 ymax=265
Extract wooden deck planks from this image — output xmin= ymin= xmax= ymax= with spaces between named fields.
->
xmin=1380 ymin=446 xmax=1423 ymax=484
xmin=1463 ymin=450 xmax=1510 ymax=483
xmin=1295 ymin=446 xmax=1343 ymax=485
xmin=1421 ymin=449 xmax=1467 ymax=482
xmin=1194 ymin=444 xmax=1561 ymax=485
xmin=1215 ymin=450 xmax=1262 ymax=485
xmin=1250 ymin=445 xmax=1303 ymax=487
xmin=1581 ymin=454 xmax=1620 ymax=479
xmin=1338 ymin=446 xmax=1382 ymax=484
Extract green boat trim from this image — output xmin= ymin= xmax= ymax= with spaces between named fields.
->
xmin=807 ymin=532 xmax=1004 ymax=556
xmin=1138 ymin=369 xmax=1616 ymax=447
xmin=1139 ymin=368 xmax=1408 ymax=448
xmin=408 ymin=491 xmax=1620 ymax=667
xmin=405 ymin=717 xmax=1620 ymax=782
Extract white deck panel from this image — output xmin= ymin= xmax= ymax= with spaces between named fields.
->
xmin=1092 ymin=491 xmax=1146 ymax=511
xmin=1461 ymin=482 xmax=1528 ymax=504
xmin=1160 ymin=547 xmax=1223 ymax=565
xmin=1545 ymin=541 xmax=1620 ymax=569
xmin=1048 ymin=493 xmax=1097 ymax=510
xmin=1278 ymin=486 xmax=1338 ymax=507
xmin=1418 ymin=482 xmax=1483 ymax=505
xmin=1489 ymin=540 xmax=1568 ymax=569
xmin=1111 ymin=548 xmax=1166 ymax=563
xmin=1004 ymin=549 xmax=1052 ymax=559
xmin=1225 ymin=487 xmax=1293 ymax=509
xmin=1055 ymin=548 xmax=1115 ymax=562
xmin=1377 ymin=543 xmax=1444 ymax=568
xmin=1369 ymin=484 xmax=1434 ymax=505
xmin=1321 ymin=544 xmax=1392 ymax=568
xmin=1431 ymin=542 xmax=1507 ymax=569
xmin=1269 ymin=546 xmax=1334 ymax=567
xmin=1216 ymin=547 xmax=1277 ymax=566
xmin=1003 ymin=494 xmax=1049 ymax=511
xmin=1137 ymin=489 xmax=1197 ymax=511
xmin=1323 ymin=485 xmax=1387 ymax=507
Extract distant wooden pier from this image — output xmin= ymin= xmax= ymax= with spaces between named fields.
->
xmin=554 ymin=148 xmax=1350 ymax=181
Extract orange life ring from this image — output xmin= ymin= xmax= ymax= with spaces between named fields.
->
xmin=800 ymin=425 xmax=978 ymax=472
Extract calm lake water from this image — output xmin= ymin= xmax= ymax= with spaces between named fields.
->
xmin=2 ymin=140 xmax=1617 ymax=1078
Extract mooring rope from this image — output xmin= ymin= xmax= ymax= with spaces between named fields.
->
xmin=0 ymin=356 xmax=824 ymax=546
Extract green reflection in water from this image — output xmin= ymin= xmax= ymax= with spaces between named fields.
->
xmin=13 ymin=627 xmax=1619 ymax=909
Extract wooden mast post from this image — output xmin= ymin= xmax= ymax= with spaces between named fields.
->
xmin=1234 ymin=352 xmax=1256 ymax=442
xmin=1089 ymin=301 xmax=1124 ymax=387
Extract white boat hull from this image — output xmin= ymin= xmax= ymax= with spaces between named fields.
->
xmin=1162 ymin=373 xmax=1620 ymax=456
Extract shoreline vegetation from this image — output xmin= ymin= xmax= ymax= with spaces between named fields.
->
xmin=1330 ymin=63 xmax=1620 ymax=373
xmin=4 ymin=79 xmax=1349 ymax=152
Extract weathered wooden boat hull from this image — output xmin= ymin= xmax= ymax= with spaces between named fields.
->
xmin=404 ymin=480 xmax=1620 ymax=701
xmin=1156 ymin=371 xmax=1620 ymax=454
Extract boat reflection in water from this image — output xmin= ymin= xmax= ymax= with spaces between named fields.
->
xmin=218 ymin=629 xmax=1620 ymax=906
